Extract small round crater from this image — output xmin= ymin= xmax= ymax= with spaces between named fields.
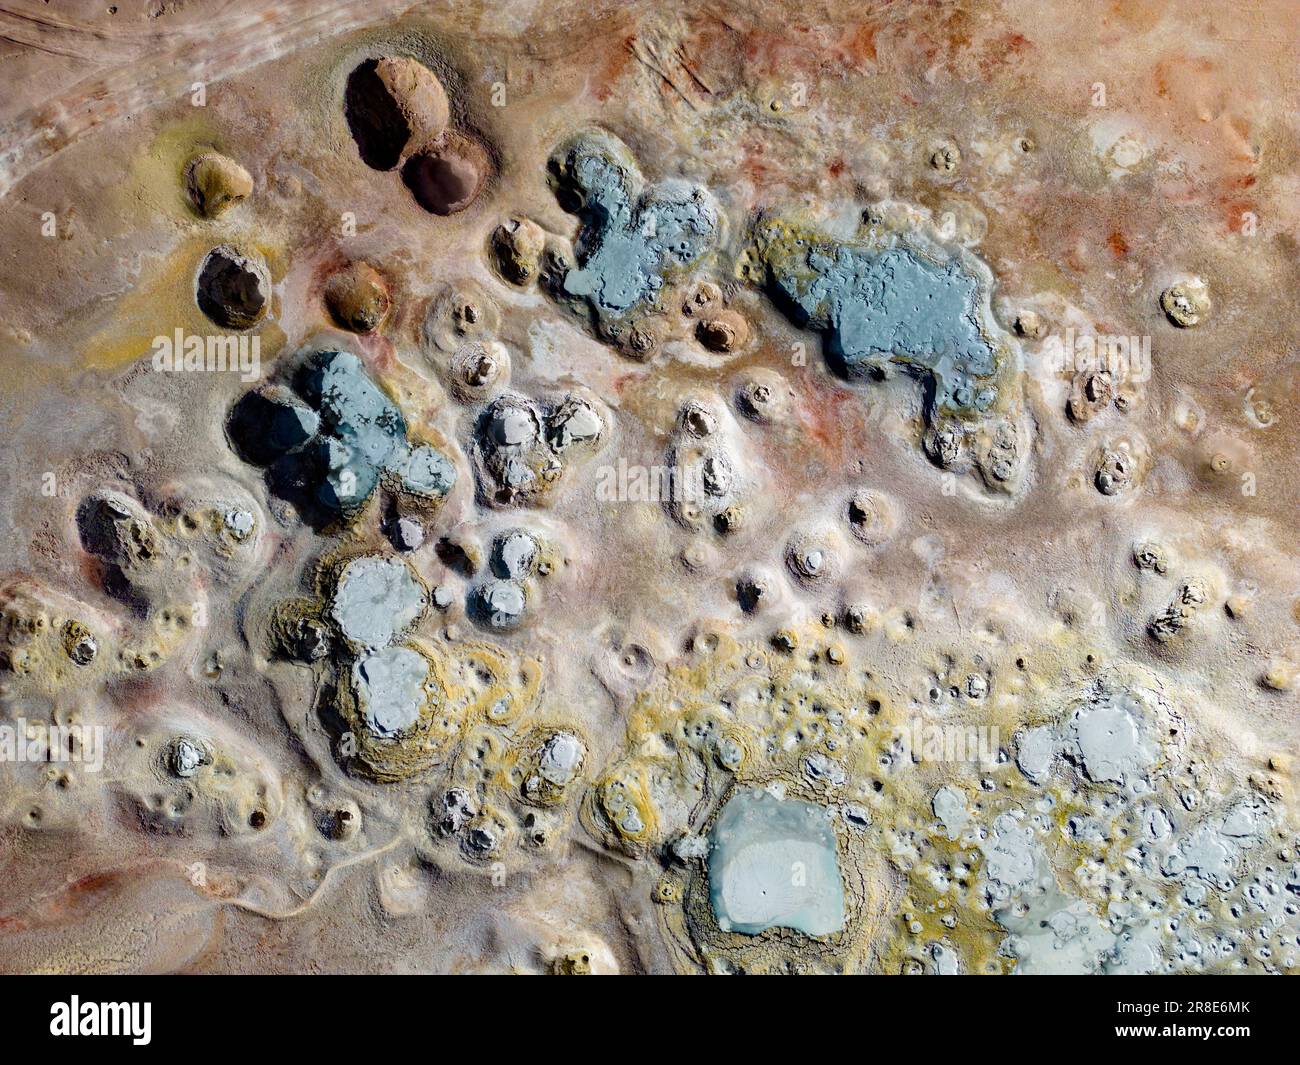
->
xmin=402 ymin=134 xmax=489 ymax=215
xmin=196 ymin=245 xmax=269 ymax=330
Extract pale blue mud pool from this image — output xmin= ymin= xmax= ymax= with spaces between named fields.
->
xmin=330 ymin=555 xmax=427 ymax=650
xmin=551 ymin=134 xmax=717 ymax=322
xmin=350 ymin=645 xmax=429 ymax=737
xmin=708 ymin=789 xmax=846 ymax=937
xmin=301 ymin=350 xmax=457 ymax=513
xmin=229 ymin=349 xmax=457 ymax=519
xmin=752 ymin=222 xmax=1000 ymax=418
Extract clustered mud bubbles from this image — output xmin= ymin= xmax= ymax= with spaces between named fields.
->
xmin=345 ymin=55 xmax=490 ymax=216
xmin=1 ymin=3 xmax=1297 ymax=977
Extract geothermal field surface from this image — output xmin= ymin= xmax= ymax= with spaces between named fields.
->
xmin=0 ymin=0 xmax=1298 ymax=976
